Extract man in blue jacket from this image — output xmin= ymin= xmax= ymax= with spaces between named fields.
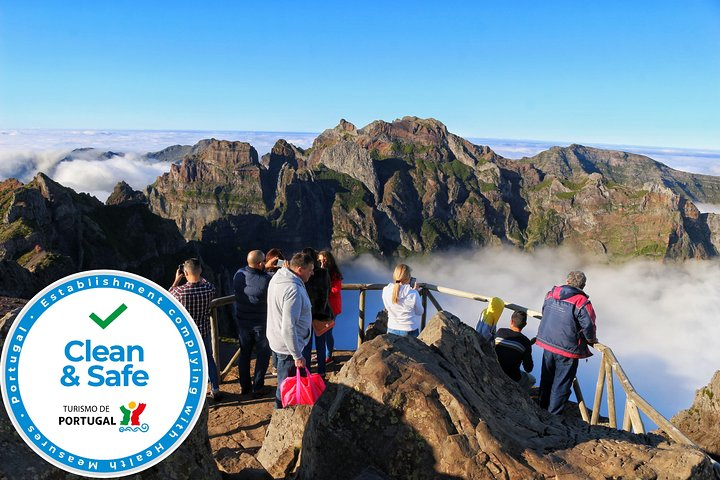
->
xmin=536 ymin=271 xmax=598 ymax=414
xmin=233 ymin=250 xmax=272 ymax=397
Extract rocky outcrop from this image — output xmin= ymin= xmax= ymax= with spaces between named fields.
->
xmin=0 ymin=309 xmax=221 ymax=480
xmin=106 ymin=181 xmax=149 ymax=206
xmin=0 ymin=174 xmax=188 ymax=297
xmin=290 ymin=311 xmax=714 ymax=479
xmin=146 ymin=139 xmax=265 ymax=240
xmin=673 ymin=370 xmax=720 ymax=460
xmin=257 ymin=405 xmax=312 ymax=479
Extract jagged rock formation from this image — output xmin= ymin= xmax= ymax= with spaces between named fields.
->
xmin=0 ymin=309 xmax=221 ymax=480
xmin=0 ymin=174 xmax=188 ymax=298
xmin=142 ymin=117 xmax=720 ymax=261
xmin=672 ymin=370 xmax=720 ymax=460
xmin=276 ymin=311 xmax=715 ymax=479
xmin=106 ymin=181 xmax=149 ymax=206
xmin=145 ymin=139 xmax=265 ymax=241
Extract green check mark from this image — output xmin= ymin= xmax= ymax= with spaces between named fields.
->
xmin=89 ymin=303 xmax=127 ymax=329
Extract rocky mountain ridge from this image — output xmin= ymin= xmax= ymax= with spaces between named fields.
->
xmin=2 ymin=116 xmax=720 ymax=297
xmin=144 ymin=116 xmax=720 ymax=262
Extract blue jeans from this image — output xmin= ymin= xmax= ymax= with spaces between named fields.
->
xmin=539 ymin=349 xmax=579 ymax=414
xmin=202 ymin=334 xmax=219 ymax=391
xmin=237 ymin=324 xmax=271 ymax=393
xmin=387 ymin=328 xmax=419 ymax=338
xmin=303 ymin=330 xmax=327 ymax=375
xmin=272 ymin=352 xmax=296 ymax=409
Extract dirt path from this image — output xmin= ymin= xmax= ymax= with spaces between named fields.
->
xmin=207 ymin=342 xmax=353 ymax=479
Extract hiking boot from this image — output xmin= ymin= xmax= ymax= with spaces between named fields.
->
xmin=326 ymin=356 xmax=334 ymax=364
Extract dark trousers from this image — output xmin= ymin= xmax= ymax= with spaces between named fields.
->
xmin=202 ymin=333 xmax=219 ymax=391
xmin=325 ymin=328 xmax=335 ymax=358
xmin=539 ymin=349 xmax=579 ymax=415
xmin=302 ymin=330 xmax=327 ymax=375
xmin=237 ymin=324 xmax=271 ymax=393
xmin=272 ymin=352 xmax=296 ymax=409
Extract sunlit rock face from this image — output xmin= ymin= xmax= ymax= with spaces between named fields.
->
xmin=673 ymin=370 xmax=720 ymax=460
xmin=293 ymin=311 xmax=714 ymax=479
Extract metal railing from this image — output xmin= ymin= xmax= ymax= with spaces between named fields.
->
xmin=209 ymin=281 xmax=709 ymax=459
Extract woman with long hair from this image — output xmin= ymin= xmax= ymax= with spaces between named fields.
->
xmin=319 ymin=250 xmax=342 ymax=363
xmin=381 ymin=264 xmax=424 ymax=337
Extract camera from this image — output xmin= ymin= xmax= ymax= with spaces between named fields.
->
xmin=276 ymin=259 xmax=286 ymax=267
xmin=410 ymin=276 xmax=417 ymax=287
xmin=178 ymin=263 xmax=184 ymax=274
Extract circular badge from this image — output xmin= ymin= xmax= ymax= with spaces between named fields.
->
xmin=1 ymin=270 xmax=208 ymax=477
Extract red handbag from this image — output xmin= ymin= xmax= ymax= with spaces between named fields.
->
xmin=280 ymin=367 xmax=326 ymax=407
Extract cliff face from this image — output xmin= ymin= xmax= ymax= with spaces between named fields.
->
xmin=142 ymin=117 xmax=720 ymax=261
xmin=146 ymin=139 xmax=265 ymax=240
xmin=0 ymin=175 xmax=187 ymax=298
xmin=672 ymin=370 xmax=720 ymax=460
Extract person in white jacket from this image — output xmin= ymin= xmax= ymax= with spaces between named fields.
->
xmin=266 ymin=252 xmax=315 ymax=408
xmin=382 ymin=264 xmax=424 ymax=337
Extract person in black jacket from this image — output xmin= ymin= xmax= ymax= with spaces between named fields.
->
xmin=233 ymin=250 xmax=272 ymax=396
xmin=301 ymin=247 xmax=333 ymax=377
xmin=494 ymin=311 xmax=535 ymax=392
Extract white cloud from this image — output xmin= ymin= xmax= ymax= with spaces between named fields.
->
xmin=336 ymin=248 xmax=720 ymax=421
xmin=51 ymin=153 xmax=172 ymax=201
xmin=695 ymin=203 xmax=720 ymax=214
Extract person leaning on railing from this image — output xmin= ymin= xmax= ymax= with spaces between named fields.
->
xmin=535 ymin=270 xmax=598 ymax=415
xmin=382 ymin=264 xmax=424 ymax=338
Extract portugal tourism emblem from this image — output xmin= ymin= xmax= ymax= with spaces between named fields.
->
xmin=1 ymin=270 xmax=208 ymax=477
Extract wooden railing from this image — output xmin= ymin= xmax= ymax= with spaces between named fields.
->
xmin=209 ymin=281 xmax=714 ymax=466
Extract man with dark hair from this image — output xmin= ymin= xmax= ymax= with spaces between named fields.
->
xmin=536 ymin=270 xmax=598 ymax=414
xmin=233 ymin=250 xmax=272 ymax=397
xmin=494 ymin=310 xmax=535 ymax=391
xmin=266 ymin=252 xmax=314 ymax=408
xmin=170 ymin=258 xmax=220 ymax=399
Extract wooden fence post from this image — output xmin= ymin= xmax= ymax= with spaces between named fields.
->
xmin=605 ymin=360 xmax=617 ymax=428
xmin=421 ymin=288 xmax=428 ymax=331
xmin=591 ymin=353 xmax=606 ymax=425
xmin=358 ymin=289 xmax=366 ymax=348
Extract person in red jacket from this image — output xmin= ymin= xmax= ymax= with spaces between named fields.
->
xmin=319 ymin=250 xmax=342 ymax=364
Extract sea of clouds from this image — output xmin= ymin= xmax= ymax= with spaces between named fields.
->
xmin=333 ymin=248 xmax=720 ymax=424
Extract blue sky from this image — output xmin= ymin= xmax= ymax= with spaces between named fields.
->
xmin=1 ymin=1 xmax=719 ymax=149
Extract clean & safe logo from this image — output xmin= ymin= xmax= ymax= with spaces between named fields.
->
xmin=1 ymin=270 xmax=208 ymax=477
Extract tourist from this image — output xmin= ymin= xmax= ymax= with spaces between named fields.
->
xmin=536 ymin=271 xmax=598 ymax=414
xmin=494 ymin=310 xmax=535 ymax=391
xmin=266 ymin=252 xmax=314 ymax=409
xmin=381 ymin=264 xmax=424 ymax=337
xmin=318 ymin=250 xmax=342 ymax=364
xmin=301 ymin=248 xmax=333 ymax=378
xmin=265 ymin=248 xmax=285 ymax=276
xmin=169 ymin=258 xmax=220 ymax=399
xmin=233 ymin=250 xmax=272 ymax=397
